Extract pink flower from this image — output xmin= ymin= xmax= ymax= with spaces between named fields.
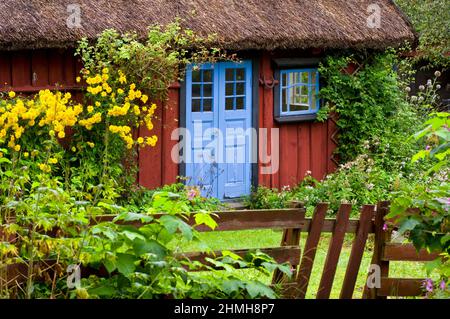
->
xmin=423 ymin=278 xmax=434 ymax=293
xmin=425 ymin=145 xmax=431 ymax=151
xmin=382 ymin=223 xmax=388 ymax=231
xmin=186 ymin=187 xmax=199 ymax=201
xmin=440 ymin=280 xmax=446 ymax=291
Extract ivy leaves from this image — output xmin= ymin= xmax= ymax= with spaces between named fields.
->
xmin=318 ymin=52 xmax=411 ymax=165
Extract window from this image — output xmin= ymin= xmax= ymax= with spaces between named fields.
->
xmin=274 ymin=66 xmax=320 ymax=122
xmin=191 ymin=67 xmax=214 ymax=112
xmin=224 ymin=67 xmax=246 ymax=110
xmin=280 ymin=69 xmax=319 ymax=115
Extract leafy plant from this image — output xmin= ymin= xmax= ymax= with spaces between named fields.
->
xmin=394 ymin=0 xmax=450 ymax=67
xmin=318 ymin=51 xmax=424 ymax=167
xmin=388 ymin=112 xmax=449 ymax=298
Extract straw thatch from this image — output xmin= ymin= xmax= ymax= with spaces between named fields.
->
xmin=0 ymin=0 xmax=416 ymax=51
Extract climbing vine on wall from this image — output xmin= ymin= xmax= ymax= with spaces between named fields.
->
xmin=318 ymin=50 xmax=423 ymax=171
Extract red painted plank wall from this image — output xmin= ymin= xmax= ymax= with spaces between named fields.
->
xmin=138 ymin=83 xmax=180 ymax=189
xmin=0 ymin=49 xmax=82 ymax=94
xmin=258 ymin=53 xmax=337 ymax=189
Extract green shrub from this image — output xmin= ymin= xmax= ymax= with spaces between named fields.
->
xmin=389 ymin=112 xmax=449 ymax=298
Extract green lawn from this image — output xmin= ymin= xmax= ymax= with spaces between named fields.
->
xmin=173 ymin=230 xmax=432 ymax=299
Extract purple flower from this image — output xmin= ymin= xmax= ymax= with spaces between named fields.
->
xmin=187 ymin=188 xmax=198 ymax=201
xmin=423 ymin=278 xmax=434 ymax=293
xmin=440 ymin=280 xmax=446 ymax=291
xmin=382 ymin=223 xmax=388 ymax=232
xmin=425 ymin=145 xmax=431 ymax=151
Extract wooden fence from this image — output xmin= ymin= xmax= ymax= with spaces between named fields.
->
xmin=1 ymin=201 xmax=441 ymax=298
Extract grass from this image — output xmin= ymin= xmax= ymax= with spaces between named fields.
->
xmin=174 ymin=229 xmax=432 ymax=299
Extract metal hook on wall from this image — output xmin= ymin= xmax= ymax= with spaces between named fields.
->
xmin=259 ymin=75 xmax=279 ymax=89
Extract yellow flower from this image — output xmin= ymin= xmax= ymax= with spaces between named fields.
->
xmin=101 ymin=92 xmax=107 ymax=97
xmin=58 ymin=131 xmax=66 ymax=139
xmin=87 ymin=105 xmax=94 ymax=113
xmin=118 ymin=70 xmax=127 ymax=84
xmin=38 ymin=163 xmax=51 ymax=173
xmin=87 ymin=142 xmax=95 ymax=148
xmin=14 ymin=144 xmax=21 ymax=152
xmin=130 ymin=83 xmax=136 ymax=90
xmin=95 ymin=101 xmax=101 ymax=107
xmin=76 ymin=76 xmax=81 ymax=83
xmin=8 ymin=91 xmax=16 ymax=98
xmin=49 ymin=158 xmax=58 ymax=164
xmin=71 ymin=146 xmax=77 ymax=152
xmin=117 ymin=88 xmax=124 ymax=95
xmin=102 ymin=68 xmax=109 ymax=74
xmin=133 ymin=105 xmax=141 ymax=115
xmin=141 ymin=95 xmax=148 ymax=104
xmin=135 ymin=90 xmax=142 ymax=98
xmin=23 ymin=152 xmax=29 ymax=158
xmin=49 ymin=130 xmax=55 ymax=137
xmin=145 ymin=135 xmax=158 ymax=147
xmin=137 ymin=137 xmax=144 ymax=144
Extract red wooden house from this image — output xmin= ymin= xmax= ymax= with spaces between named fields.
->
xmin=0 ymin=0 xmax=415 ymax=200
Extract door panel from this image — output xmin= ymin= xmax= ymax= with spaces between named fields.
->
xmin=185 ymin=64 xmax=219 ymax=197
xmin=218 ymin=62 xmax=252 ymax=199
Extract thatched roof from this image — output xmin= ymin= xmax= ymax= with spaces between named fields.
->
xmin=0 ymin=0 xmax=416 ymax=51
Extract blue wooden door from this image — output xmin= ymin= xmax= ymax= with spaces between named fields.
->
xmin=185 ymin=61 xmax=252 ymax=199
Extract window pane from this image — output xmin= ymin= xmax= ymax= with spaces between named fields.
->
xmin=300 ymin=96 xmax=309 ymax=104
xmin=236 ymin=68 xmax=245 ymax=81
xmin=236 ymin=82 xmax=245 ymax=96
xmin=203 ymin=70 xmax=213 ymax=82
xmin=225 ymin=97 xmax=234 ymax=110
xmin=311 ymin=92 xmax=317 ymax=110
xmin=203 ymin=84 xmax=213 ymax=97
xmin=282 ymin=73 xmax=287 ymax=87
xmin=288 ymin=72 xmax=294 ymax=85
xmin=301 ymin=72 xmax=309 ymax=83
xmin=290 ymin=103 xmax=309 ymax=112
xmin=236 ymin=97 xmax=244 ymax=110
xmin=225 ymin=69 xmax=234 ymax=81
xmin=300 ymin=85 xmax=308 ymax=96
xmin=192 ymin=84 xmax=201 ymax=97
xmin=282 ymin=88 xmax=288 ymax=112
xmin=288 ymin=85 xmax=310 ymax=111
xmin=203 ymin=98 xmax=212 ymax=112
xmin=192 ymin=99 xmax=201 ymax=112
xmin=192 ymin=70 xmax=201 ymax=82
xmin=311 ymin=72 xmax=317 ymax=85
xmin=226 ymin=83 xmax=234 ymax=96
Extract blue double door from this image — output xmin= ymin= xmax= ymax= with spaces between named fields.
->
xmin=185 ymin=61 xmax=253 ymax=200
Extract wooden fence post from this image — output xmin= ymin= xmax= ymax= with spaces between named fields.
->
xmin=316 ymin=203 xmax=351 ymax=299
xmin=272 ymin=201 xmax=304 ymax=297
xmin=296 ymin=203 xmax=328 ymax=298
xmin=363 ymin=201 xmax=391 ymax=299
xmin=340 ymin=204 xmax=376 ymax=299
